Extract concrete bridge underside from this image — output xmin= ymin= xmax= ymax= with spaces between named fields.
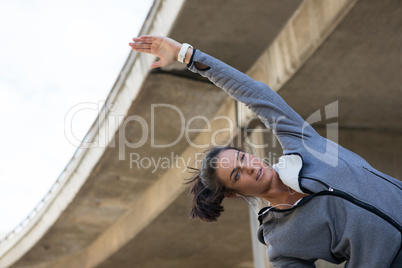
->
xmin=1 ymin=0 xmax=401 ymax=267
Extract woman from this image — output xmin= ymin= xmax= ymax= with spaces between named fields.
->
xmin=129 ymin=36 xmax=402 ymax=267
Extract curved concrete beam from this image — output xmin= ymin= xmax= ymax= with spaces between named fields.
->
xmin=0 ymin=0 xmax=187 ymax=267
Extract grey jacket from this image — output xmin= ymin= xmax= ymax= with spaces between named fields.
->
xmin=187 ymin=49 xmax=402 ymax=267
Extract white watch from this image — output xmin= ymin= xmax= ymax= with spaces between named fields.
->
xmin=178 ymin=43 xmax=193 ymax=63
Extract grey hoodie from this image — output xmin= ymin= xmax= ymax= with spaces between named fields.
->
xmin=187 ymin=49 xmax=402 ymax=267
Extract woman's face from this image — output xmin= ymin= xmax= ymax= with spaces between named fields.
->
xmin=215 ymin=149 xmax=278 ymax=198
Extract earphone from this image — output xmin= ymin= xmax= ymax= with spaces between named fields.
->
xmin=236 ymin=194 xmax=295 ymax=215
xmin=259 ymin=203 xmax=294 ymax=216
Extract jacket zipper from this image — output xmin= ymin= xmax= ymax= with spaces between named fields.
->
xmin=303 ymin=177 xmax=402 ymax=233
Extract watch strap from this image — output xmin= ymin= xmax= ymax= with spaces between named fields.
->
xmin=178 ymin=43 xmax=193 ymax=63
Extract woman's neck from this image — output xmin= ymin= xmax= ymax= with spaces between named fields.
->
xmin=262 ymin=169 xmax=308 ymax=209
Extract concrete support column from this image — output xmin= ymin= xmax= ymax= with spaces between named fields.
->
xmin=248 ymin=128 xmax=272 ymax=268
xmin=248 ymin=207 xmax=271 ymax=268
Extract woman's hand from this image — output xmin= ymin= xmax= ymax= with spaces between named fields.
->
xmin=129 ymin=35 xmax=184 ymax=69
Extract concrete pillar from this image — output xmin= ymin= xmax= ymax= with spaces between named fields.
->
xmin=248 ymin=127 xmax=272 ymax=268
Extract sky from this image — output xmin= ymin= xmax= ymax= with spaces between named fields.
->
xmin=0 ymin=0 xmax=153 ymax=238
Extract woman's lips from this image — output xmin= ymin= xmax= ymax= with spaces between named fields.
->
xmin=257 ymin=168 xmax=263 ymax=181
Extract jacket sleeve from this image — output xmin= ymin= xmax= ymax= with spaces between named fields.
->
xmin=186 ymin=49 xmax=323 ymax=153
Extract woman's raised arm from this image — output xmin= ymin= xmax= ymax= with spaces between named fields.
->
xmin=129 ymin=35 xmax=322 ymax=154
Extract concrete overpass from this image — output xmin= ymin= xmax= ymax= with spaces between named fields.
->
xmin=1 ymin=0 xmax=401 ymax=267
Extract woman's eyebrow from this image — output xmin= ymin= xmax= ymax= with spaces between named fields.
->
xmin=229 ymin=150 xmax=240 ymax=182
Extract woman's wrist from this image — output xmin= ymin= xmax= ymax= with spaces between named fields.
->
xmin=174 ymin=42 xmax=181 ymax=62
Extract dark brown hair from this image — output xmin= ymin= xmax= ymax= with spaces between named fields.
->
xmin=186 ymin=146 xmax=241 ymax=222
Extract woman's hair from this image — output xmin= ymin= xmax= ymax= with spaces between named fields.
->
xmin=186 ymin=145 xmax=241 ymax=222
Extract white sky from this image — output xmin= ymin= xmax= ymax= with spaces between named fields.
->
xmin=0 ymin=0 xmax=153 ymax=238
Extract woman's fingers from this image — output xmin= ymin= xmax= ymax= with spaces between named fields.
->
xmin=128 ymin=41 xmax=154 ymax=55
xmin=129 ymin=36 xmax=159 ymax=54
xmin=129 ymin=42 xmax=152 ymax=49
xmin=137 ymin=35 xmax=158 ymax=42
xmin=129 ymin=35 xmax=178 ymax=68
xmin=132 ymin=36 xmax=158 ymax=44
